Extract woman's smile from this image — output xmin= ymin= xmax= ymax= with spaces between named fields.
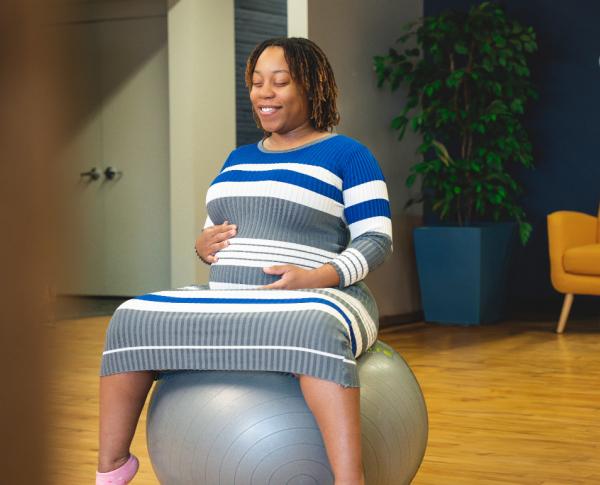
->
xmin=258 ymin=105 xmax=282 ymax=116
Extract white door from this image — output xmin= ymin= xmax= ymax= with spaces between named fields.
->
xmin=57 ymin=7 xmax=170 ymax=296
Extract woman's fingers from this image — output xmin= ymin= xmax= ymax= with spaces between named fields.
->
xmin=195 ymin=221 xmax=236 ymax=263
xmin=209 ymin=240 xmax=230 ymax=253
xmin=205 ymin=254 xmax=218 ymax=263
xmin=260 ymin=280 xmax=285 ymax=289
xmin=263 ymin=265 xmax=291 ymax=275
xmin=209 ymin=224 xmax=237 ymax=243
xmin=212 ymin=230 xmax=236 ymax=243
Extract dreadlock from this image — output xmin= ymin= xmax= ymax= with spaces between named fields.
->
xmin=245 ymin=37 xmax=340 ymax=135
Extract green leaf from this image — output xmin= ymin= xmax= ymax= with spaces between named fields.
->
xmin=454 ymin=42 xmax=468 ymax=55
xmin=519 ymin=222 xmax=532 ymax=245
xmin=431 ymin=140 xmax=454 ymax=166
xmin=493 ymin=34 xmax=506 ymax=47
xmin=406 ymin=174 xmax=417 ymax=187
xmin=510 ymin=99 xmax=524 ymax=113
xmin=391 ymin=115 xmax=408 ymax=130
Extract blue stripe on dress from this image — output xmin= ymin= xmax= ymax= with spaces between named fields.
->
xmin=134 ymin=294 xmax=357 ymax=354
xmin=211 ymin=170 xmax=343 ymax=203
xmin=344 ymin=199 xmax=392 ymax=224
xmin=342 ymin=152 xmax=386 ymax=189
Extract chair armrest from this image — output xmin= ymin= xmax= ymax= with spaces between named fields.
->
xmin=547 ymin=211 xmax=597 ymax=270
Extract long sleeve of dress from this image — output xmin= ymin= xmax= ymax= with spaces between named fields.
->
xmin=328 ymin=146 xmax=393 ymax=288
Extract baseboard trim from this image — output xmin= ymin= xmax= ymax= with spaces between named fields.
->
xmin=379 ymin=311 xmax=424 ymax=328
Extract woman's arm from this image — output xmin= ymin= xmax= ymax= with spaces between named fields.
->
xmin=327 ymin=145 xmax=393 ymax=288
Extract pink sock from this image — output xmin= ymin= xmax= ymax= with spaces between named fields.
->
xmin=96 ymin=454 xmax=139 ymax=485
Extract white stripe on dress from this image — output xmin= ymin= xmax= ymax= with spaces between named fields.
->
xmin=218 ymin=242 xmax=334 ymax=265
xmin=208 ymin=282 xmax=261 ymax=290
xmin=222 ymin=163 xmax=342 ymax=189
xmin=343 ymin=180 xmax=389 ymax=208
xmin=228 ymin=238 xmax=339 ymax=259
xmin=103 ymin=344 xmax=356 ymax=365
xmin=338 ymin=254 xmax=359 ymax=283
xmin=331 ymin=258 xmax=351 ymax=286
xmin=212 ymin=257 xmax=317 ymax=269
xmin=345 ymin=248 xmax=369 ymax=280
xmin=348 ymin=216 xmax=393 ymax=241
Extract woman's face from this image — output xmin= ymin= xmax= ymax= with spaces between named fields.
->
xmin=250 ymin=46 xmax=311 ymax=135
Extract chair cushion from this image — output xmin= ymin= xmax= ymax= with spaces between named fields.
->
xmin=564 ymin=244 xmax=600 ymax=276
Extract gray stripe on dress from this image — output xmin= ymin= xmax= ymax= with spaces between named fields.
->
xmin=206 ymin=196 xmax=350 ymax=251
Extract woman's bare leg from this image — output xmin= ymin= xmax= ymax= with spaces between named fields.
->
xmin=299 ymin=375 xmax=364 ymax=485
xmin=98 ymin=371 xmax=156 ymax=472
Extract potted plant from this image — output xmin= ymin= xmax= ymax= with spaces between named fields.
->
xmin=373 ymin=1 xmax=538 ymax=324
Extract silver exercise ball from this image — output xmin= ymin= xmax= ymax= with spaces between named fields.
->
xmin=146 ymin=341 xmax=428 ymax=485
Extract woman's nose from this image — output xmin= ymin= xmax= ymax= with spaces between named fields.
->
xmin=257 ymin=83 xmax=275 ymax=98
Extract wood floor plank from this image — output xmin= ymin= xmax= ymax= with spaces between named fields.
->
xmin=47 ymin=316 xmax=600 ymax=484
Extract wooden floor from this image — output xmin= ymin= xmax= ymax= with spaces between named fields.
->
xmin=46 ymin=316 xmax=600 ymax=484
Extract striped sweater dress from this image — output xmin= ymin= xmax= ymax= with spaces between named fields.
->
xmin=100 ymin=133 xmax=393 ymax=387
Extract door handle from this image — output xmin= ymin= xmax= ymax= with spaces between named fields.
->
xmin=80 ymin=167 xmax=101 ymax=181
xmin=104 ymin=166 xmax=123 ymax=180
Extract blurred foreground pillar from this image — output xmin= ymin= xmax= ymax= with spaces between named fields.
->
xmin=0 ymin=1 xmax=69 ymax=483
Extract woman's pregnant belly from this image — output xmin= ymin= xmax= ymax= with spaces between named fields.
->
xmin=208 ymin=237 xmax=340 ymax=289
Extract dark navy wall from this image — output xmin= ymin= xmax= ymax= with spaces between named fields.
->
xmin=235 ymin=0 xmax=287 ymax=147
xmin=424 ymin=0 xmax=600 ymax=317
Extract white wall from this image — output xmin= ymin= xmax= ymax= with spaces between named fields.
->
xmin=167 ymin=0 xmax=236 ymax=288
xmin=307 ymin=0 xmax=424 ymax=317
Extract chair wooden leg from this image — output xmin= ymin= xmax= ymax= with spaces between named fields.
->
xmin=556 ymin=293 xmax=574 ymax=334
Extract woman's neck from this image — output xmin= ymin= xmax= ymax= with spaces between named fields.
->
xmin=265 ymin=125 xmax=330 ymax=151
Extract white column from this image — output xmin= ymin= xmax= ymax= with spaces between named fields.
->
xmin=167 ymin=0 xmax=236 ymax=287
xmin=287 ymin=0 xmax=308 ymax=38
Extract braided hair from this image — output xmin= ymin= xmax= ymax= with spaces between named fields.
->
xmin=245 ymin=37 xmax=340 ymax=135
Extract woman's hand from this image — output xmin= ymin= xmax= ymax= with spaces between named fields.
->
xmin=195 ymin=220 xmax=237 ymax=264
xmin=260 ymin=263 xmax=340 ymax=290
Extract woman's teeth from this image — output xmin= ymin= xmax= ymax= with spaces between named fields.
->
xmin=260 ymin=107 xmax=278 ymax=113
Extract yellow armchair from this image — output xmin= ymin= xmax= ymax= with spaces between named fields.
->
xmin=547 ymin=206 xmax=600 ymax=333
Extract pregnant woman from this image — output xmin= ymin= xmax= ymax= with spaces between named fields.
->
xmin=96 ymin=37 xmax=392 ymax=485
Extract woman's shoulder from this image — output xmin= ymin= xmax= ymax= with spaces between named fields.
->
xmin=328 ymin=135 xmax=380 ymax=171
xmin=228 ymin=141 xmax=259 ymax=156
xmin=331 ymin=134 xmax=375 ymax=157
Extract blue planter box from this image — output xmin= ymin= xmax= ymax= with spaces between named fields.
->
xmin=413 ymin=223 xmax=516 ymax=325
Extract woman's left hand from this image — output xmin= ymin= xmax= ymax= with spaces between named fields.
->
xmin=260 ymin=263 xmax=339 ymax=290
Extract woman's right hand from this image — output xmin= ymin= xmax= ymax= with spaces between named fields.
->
xmin=195 ymin=220 xmax=237 ymax=264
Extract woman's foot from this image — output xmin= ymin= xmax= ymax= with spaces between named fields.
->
xmin=96 ymin=454 xmax=138 ymax=484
